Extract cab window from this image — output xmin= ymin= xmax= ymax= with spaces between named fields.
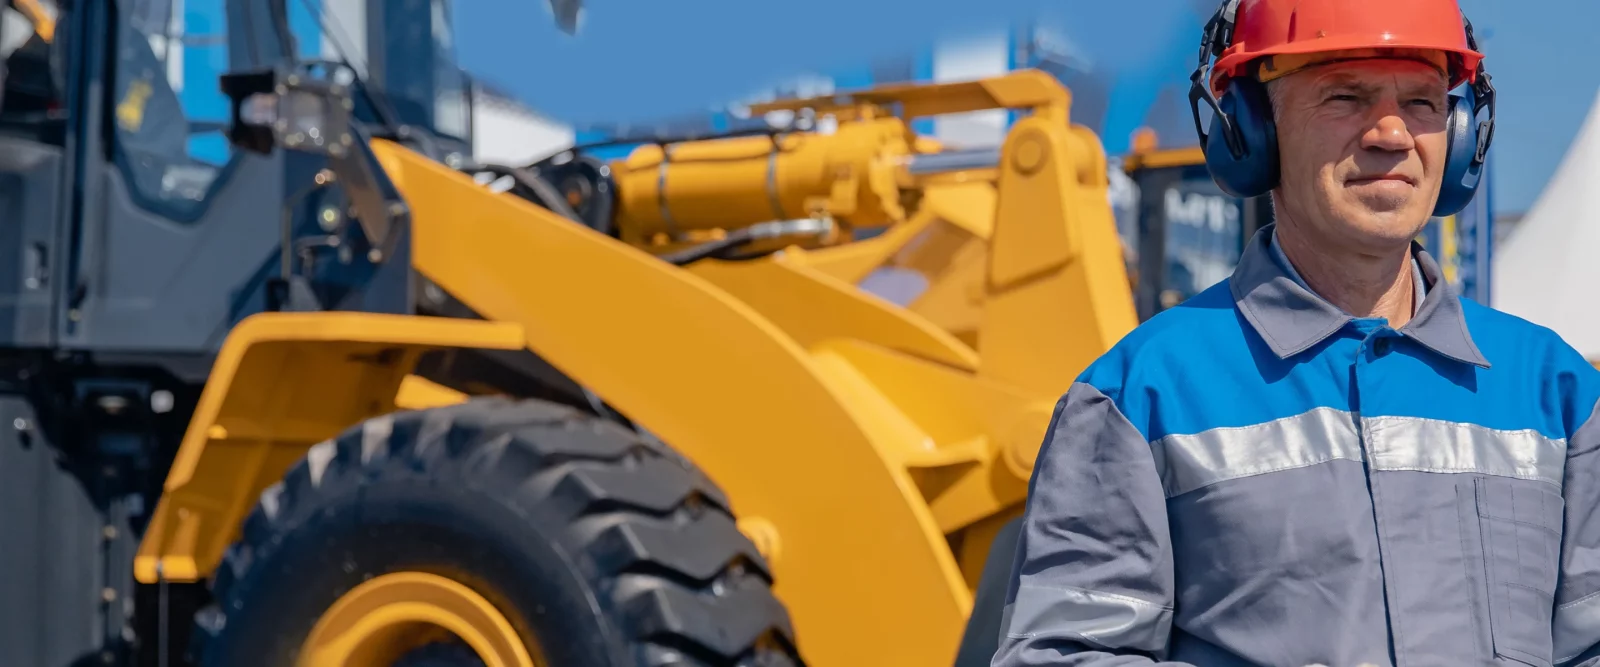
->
xmin=110 ymin=0 xmax=231 ymax=219
xmin=1 ymin=0 xmax=65 ymax=140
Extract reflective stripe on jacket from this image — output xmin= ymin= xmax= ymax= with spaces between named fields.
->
xmin=993 ymin=224 xmax=1600 ymax=667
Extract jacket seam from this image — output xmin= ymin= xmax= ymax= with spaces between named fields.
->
xmin=1147 ymin=405 xmax=1352 ymax=449
xmin=1165 ymin=454 xmax=1364 ymax=498
xmin=1459 ymin=482 xmax=1489 ymax=664
xmin=1372 ymin=473 xmax=1406 ymax=663
xmin=1364 ymin=414 xmax=1563 ymax=442
xmin=1381 ymin=465 xmax=1564 ymax=489
xmin=1559 ymin=589 xmax=1600 ymax=612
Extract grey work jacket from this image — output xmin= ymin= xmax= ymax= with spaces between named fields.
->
xmin=993 ymin=225 xmax=1600 ymax=667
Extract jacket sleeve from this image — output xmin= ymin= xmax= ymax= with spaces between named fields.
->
xmin=990 ymin=381 xmax=1195 ymax=667
xmin=1556 ymin=395 xmax=1600 ymax=667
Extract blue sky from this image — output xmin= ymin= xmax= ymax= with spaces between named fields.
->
xmin=456 ymin=0 xmax=1600 ymax=217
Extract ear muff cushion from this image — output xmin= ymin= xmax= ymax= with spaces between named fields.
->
xmin=1433 ymin=92 xmax=1484 ymax=217
xmin=1203 ymin=77 xmax=1280 ymax=199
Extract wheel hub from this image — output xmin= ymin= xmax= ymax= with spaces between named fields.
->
xmin=298 ymin=571 xmax=538 ymax=667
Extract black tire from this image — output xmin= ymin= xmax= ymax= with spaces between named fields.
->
xmin=189 ymin=396 xmax=802 ymax=667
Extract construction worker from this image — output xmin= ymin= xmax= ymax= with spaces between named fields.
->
xmin=992 ymin=1 xmax=1600 ymax=666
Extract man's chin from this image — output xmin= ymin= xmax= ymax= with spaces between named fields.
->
xmin=1332 ymin=207 xmax=1430 ymax=246
xmin=1356 ymin=223 xmax=1428 ymax=249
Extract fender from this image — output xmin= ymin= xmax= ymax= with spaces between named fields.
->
xmin=133 ymin=313 xmax=526 ymax=583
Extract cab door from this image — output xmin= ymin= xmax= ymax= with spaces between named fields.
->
xmin=57 ymin=0 xmax=436 ymax=364
xmin=0 ymin=0 xmax=67 ymax=348
xmin=52 ymin=0 xmax=302 ymax=361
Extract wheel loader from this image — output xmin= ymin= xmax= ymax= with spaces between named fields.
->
xmin=0 ymin=1 xmax=1138 ymax=666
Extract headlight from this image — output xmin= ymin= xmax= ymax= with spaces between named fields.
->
xmin=220 ymin=68 xmax=354 ymax=157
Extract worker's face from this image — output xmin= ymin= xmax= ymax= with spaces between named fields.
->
xmin=1271 ymin=58 xmax=1451 ymax=253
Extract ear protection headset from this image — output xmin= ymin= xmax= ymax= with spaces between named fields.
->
xmin=1186 ymin=0 xmax=1497 ymax=217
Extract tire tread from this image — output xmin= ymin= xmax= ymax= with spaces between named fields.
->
xmin=194 ymin=397 xmax=801 ymax=667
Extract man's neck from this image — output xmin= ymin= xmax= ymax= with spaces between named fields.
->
xmin=1274 ymin=223 xmax=1417 ymax=328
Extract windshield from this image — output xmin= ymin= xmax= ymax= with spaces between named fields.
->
xmin=430 ymin=0 xmax=468 ymax=141
xmin=2 ymin=0 xmax=64 ymax=128
xmin=345 ymin=0 xmax=468 ymax=143
xmin=285 ymin=0 xmax=469 ymax=144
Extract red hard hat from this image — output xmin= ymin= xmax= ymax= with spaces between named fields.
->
xmin=1210 ymin=0 xmax=1484 ymax=93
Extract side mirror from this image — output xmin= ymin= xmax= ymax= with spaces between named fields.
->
xmin=219 ymin=67 xmax=355 ymax=157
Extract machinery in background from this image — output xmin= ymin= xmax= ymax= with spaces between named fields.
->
xmin=1117 ymin=143 xmax=1274 ymax=321
xmin=0 ymin=0 xmax=1138 ymax=665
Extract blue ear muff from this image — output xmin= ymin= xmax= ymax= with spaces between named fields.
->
xmin=1201 ymin=77 xmax=1279 ymax=199
xmin=1432 ymin=91 xmax=1485 ymax=217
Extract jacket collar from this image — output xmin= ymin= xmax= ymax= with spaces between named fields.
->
xmin=1228 ymin=224 xmax=1490 ymax=368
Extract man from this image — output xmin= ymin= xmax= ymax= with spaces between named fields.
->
xmin=991 ymin=1 xmax=1600 ymax=666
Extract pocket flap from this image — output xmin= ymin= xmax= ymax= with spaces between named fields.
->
xmin=1476 ymin=476 xmax=1566 ymax=535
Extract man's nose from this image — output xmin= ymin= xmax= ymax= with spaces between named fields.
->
xmin=1362 ymin=105 xmax=1416 ymax=153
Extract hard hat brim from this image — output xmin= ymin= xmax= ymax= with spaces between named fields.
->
xmin=1213 ymin=34 xmax=1483 ymax=92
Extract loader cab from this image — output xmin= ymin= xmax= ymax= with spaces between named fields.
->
xmin=0 ymin=0 xmax=472 ymax=370
xmin=1119 ymin=144 xmax=1275 ymax=321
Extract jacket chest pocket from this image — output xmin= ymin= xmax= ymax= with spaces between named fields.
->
xmin=1471 ymin=476 xmax=1566 ymax=667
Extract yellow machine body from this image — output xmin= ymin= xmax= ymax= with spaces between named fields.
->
xmin=611 ymin=114 xmax=912 ymax=245
xmin=134 ymin=70 xmax=1139 ymax=666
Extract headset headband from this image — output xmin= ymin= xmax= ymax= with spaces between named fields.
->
xmin=1186 ymin=0 xmax=1244 ymax=159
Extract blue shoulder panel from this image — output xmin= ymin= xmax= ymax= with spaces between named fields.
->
xmin=1355 ymin=300 xmax=1600 ymax=440
xmin=1079 ymin=281 xmax=1357 ymax=443
xmin=1076 ymin=286 xmax=1600 ymax=445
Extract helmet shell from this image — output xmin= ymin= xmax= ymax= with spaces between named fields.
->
xmin=1211 ymin=0 xmax=1484 ymax=91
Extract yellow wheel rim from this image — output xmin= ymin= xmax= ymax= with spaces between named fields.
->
xmin=297 ymin=571 xmax=540 ymax=667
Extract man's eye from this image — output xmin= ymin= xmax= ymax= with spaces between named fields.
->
xmin=1326 ymin=94 xmax=1359 ymax=102
xmin=1409 ymin=99 xmax=1440 ymax=110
